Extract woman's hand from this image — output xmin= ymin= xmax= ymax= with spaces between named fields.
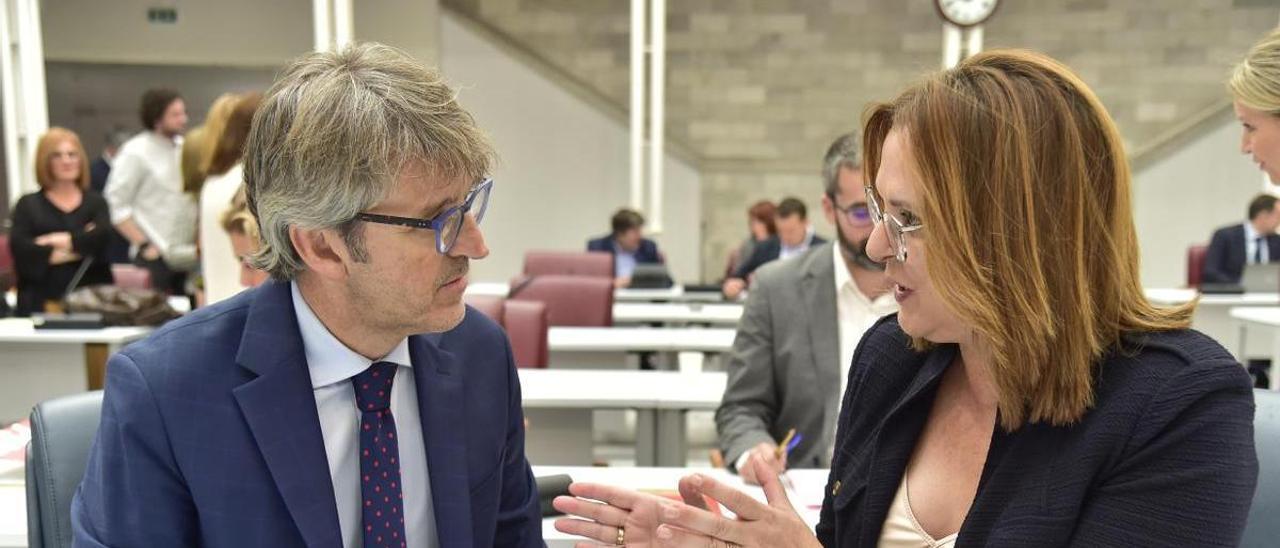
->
xmin=35 ymin=231 xmax=73 ymax=252
xmin=553 ymin=481 xmax=694 ymax=547
xmin=653 ymin=458 xmax=821 ymax=548
xmin=49 ymin=249 xmax=82 ymax=265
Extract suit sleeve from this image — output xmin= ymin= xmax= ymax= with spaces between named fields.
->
xmin=1201 ymin=229 xmax=1233 ymax=284
xmin=9 ymin=196 xmax=52 ymax=282
xmin=70 ymin=193 xmax=112 ymax=260
xmin=1067 ymin=359 xmax=1257 ymax=547
xmin=72 ymin=352 xmax=199 ymax=547
xmin=491 ymin=339 xmax=543 ymax=547
xmin=732 ymin=244 xmax=768 ymax=280
xmin=715 ymin=273 xmax=780 ymax=470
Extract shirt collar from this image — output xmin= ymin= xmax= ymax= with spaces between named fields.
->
xmin=291 ymin=281 xmax=412 ymax=389
xmin=1245 ymin=221 xmax=1262 ymax=242
xmin=612 ymin=240 xmax=637 ymax=256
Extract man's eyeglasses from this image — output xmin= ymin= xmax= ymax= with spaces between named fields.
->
xmin=355 ymin=178 xmax=493 ymax=255
xmin=865 ymin=185 xmax=923 ymax=262
xmin=828 ymin=193 xmax=873 ymax=227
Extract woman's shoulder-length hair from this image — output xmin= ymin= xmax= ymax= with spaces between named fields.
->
xmin=861 ymin=49 xmax=1194 ymax=431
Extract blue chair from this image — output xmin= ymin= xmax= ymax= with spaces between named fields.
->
xmin=1244 ymin=389 xmax=1280 ymax=547
xmin=25 ymin=391 xmax=104 ymax=548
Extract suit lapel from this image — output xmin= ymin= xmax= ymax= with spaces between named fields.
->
xmin=800 ymin=245 xmax=841 ymax=428
xmin=232 ymin=281 xmax=343 ymax=548
xmin=410 ymin=333 xmax=474 ymax=547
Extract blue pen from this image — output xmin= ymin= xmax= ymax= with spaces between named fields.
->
xmin=785 ymin=433 xmax=803 ymax=455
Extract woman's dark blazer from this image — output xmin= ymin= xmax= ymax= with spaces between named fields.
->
xmin=816 ymin=315 xmax=1257 ymax=547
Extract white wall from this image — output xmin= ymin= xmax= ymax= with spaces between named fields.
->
xmin=1133 ymin=109 xmax=1265 ymax=288
xmin=41 ymin=0 xmax=312 ymax=66
xmin=439 ymin=13 xmax=703 ymax=283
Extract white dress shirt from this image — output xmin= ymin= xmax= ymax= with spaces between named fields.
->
xmin=831 ymin=244 xmax=898 ymax=452
xmin=200 ymin=164 xmax=245 ymax=304
xmin=104 ymin=131 xmax=198 ymax=270
xmin=291 ymin=282 xmax=438 ymax=548
xmin=778 ymin=225 xmax=818 ymax=261
xmin=1245 ymin=222 xmax=1269 ymax=264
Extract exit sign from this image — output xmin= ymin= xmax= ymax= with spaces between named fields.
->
xmin=147 ymin=7 xmax=177 ymax=24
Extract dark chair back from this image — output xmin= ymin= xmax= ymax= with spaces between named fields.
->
xmin=1244 ymin=389 xmax=1280 ymax=547
xmin=25 ymin=391 xmax=105 ymax=548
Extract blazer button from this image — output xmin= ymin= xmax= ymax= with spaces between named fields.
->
xmin=832 ymin=480 xmax=842 ymax=496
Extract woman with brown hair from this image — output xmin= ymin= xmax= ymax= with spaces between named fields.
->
xmin=555 ymin=49 xmax=1257 ymax=546
xmin=10 ymin=127 xmax=114 ymax=316
xmin=727 ymin=200 xmax=777 ymax=277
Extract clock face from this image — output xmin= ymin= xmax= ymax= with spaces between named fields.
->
xmin=935 ymin=0 xmax=999 ymax=27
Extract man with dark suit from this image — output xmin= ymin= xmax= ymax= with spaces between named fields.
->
xmin=1203 ymin=193 xmax=1280 ymax=284
xmin=716 ymin=133 xmax=895 ymax=484
xmin=722 ymin=197 xmax=826 ymax=299
xmin=587 ymin=208 xmax=663 ymax=288
xmin=72 ymin=43 xmax=541 ymax=547
xmin=89 ymin=129 xmax=133 ymax=263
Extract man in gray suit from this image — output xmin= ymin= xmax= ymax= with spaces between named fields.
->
xmin=716 ymin=133 xmax=897 ymax=484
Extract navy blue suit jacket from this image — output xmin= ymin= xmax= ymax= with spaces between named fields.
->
xmin=732 ymin=234 xmax=828 ymax=280
xmin=586 ymin=235 xmax=663 ymax=264
xmin=71 ymin=280 xmax=542 ymax=547
xmin=1203 ymin=223 xmax=1280 ymax=284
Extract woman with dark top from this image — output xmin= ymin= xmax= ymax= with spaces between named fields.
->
xmin=554 ymin=50 xmax=1258 ymax=546
xmin=727 ymin=200 xmax=776 ymax=277
xmin=11 ymin=127 xmax=114 ymax=316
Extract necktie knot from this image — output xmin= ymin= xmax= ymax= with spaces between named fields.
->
xmin=353 ymin=362 xmax=397 ymax=412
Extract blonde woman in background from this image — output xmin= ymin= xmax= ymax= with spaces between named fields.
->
xmin=181 ymin=92 xmax=239 ymax=195
xmin=200 ymin=93 xmax=264 ymax=304
xmin=1232 ymin=27 xmax=1280 ymax=184
xmin=219 ymin=188 xmax=268 ymax=290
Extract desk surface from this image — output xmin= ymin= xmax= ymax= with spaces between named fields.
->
xmin=1230 ymin=306 xmax=1280 ymax=327
xmin=534 ymin=465 xmax=828 ymax=545
xmin=0 ymin=319 xmax=150 ymax=345
xmin=1144 ymin=288 xmax=1280 ymax=306
xmin=520 ymin=369 xmax=726 ymax=409
xmin=548 ymin=326 xmax=737 ymax=353
xmin=466 ymin=282 xmax=734 ymax=304
xmin=612 ymin=303 xmax=744 ymax=325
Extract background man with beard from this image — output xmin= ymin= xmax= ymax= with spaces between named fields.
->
xmin=73 ymin=44 xmax=541 ymax=547
xmin=715 ymin=132 xmax=897 ymax=485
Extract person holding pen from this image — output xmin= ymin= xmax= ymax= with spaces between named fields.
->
xmin=716 ymin=132 xmax=896 ymax=486
xmin=554 ymin=49 xmax=1256 ymax=546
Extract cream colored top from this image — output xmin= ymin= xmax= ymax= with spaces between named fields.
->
xmin=877 ymin=475 xmax=958 ymax=548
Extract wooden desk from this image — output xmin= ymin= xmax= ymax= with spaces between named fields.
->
xmin=547 ymin=326 xmax=737 ymax=371
xmin=0 ymin=319 xmax=150 ymax=422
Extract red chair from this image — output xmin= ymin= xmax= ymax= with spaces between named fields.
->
xmin=0 ymin=234 xmax=13 ymax=291
xmin=464 ymin=294 xmax=505 ymax=323
xmin=502 ymin=300 xmax=549 ymax=368
xmin=509 ymin=274 xmax=613 ymax=327
xmin=522 ymin=251 xmax=613 ymax=278
xmin=463 ymin=295 xmax=549 ymax=368
xmin=1187 ymin=244 xmax=1208 ymax=288
xmin=111 ymin=264 xmax=153 ymax=290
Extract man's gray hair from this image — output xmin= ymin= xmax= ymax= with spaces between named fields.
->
xmin=822 ymin=132 xmax=861 ymax=196
xmin=244 ymin=42 xmax=495 ymax=280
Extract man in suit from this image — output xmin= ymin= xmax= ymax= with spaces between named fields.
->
xmin=89 ymin=129 xmax=133 ymax=264
xmin=1203 ymin=193 xmax=1280 ymax=284
xmin=587 ymin=208 xmax=663 ymax=288
xmin=716 ymin=133 xmax=896 ymax=484
xmin=722 ymin=197 xmax=826 ymax=299
xmin=72 ymin=43 xmax=542 ymax=547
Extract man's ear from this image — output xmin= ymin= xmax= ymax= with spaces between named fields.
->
xmin=289 ymin=226 xmax=352 ymax=282
xmin=821 ymin=194 xmax=837 ymax=226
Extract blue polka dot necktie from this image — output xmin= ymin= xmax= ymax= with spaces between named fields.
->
xmin=354 ymin=362 xmax=408 ymax=548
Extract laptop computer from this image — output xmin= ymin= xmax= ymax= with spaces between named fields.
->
xmin=1241 ymin=263 xmax=1280 ymax=293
